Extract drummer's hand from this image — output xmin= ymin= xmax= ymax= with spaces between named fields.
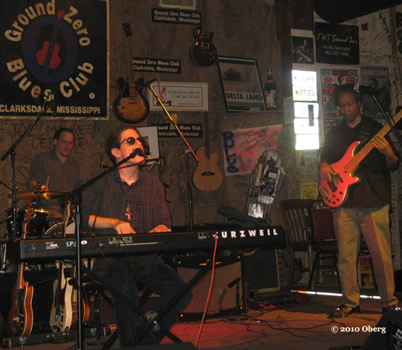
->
xmin=149 ymin=224 xmax=171 ymax=233
xmin=38 ymin=185 xmax=49 ymax=192
xmin=113 ymin=219 xmax=136 ymax=235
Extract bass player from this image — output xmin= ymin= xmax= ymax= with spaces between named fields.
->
xmin=320 ymin=83 xmax=401 ymax=317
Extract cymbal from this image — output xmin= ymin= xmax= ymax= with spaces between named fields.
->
xmin=8 ymin=191 xmax=68 ymax=200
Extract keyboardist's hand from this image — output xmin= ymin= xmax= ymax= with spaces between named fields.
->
xmin=149 ymin=224 xmax=171 ymax=233
xmin=113 ymin=220 xmax=136 ymax=235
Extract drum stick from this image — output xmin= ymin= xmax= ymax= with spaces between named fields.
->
xmin=45 ymin=175 xmax=50 ymax=190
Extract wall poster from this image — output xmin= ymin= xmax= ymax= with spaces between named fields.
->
xmin=360 ymin=66 xmax=391 ymax=119
xmin=221 ymin=125 xmax=283 ymax=176
xmin=321 ymin=68 xmax=358 ymax=134
xmin=217 ymin=56 xmax=266 ymax=112
xmin=315 ymin=22 xmax=359 ymax=65
xmin=0 ymin=0 xmax=109 ymax=120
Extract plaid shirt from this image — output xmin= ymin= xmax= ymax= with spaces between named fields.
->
xmin=29 ymin=150 xmax=81 ymax=192
xmin=81 ymin=168 xmax=171 ymax=235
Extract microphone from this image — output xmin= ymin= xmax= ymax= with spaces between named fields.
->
xmin=354 ymin=84 xmax=381 ymax=95
xmin=132 ymin=147 xmax=145 ymax=157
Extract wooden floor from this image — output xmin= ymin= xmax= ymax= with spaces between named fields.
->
xmin=1 ymin=291 xmax=399 ymax=350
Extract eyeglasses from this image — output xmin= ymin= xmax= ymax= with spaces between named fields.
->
xmin=58 ymin=139 xmax=74 ymax=146
xmin=119 ymin=137 xmax=144 ymax=146
xmin=338 ymin=100 xmax=357 ymax=110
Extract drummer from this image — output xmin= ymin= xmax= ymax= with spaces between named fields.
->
xmin=27 ymin=127 xmax=81 ymax=225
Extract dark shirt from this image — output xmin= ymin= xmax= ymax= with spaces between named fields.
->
xmin=82 ymin=169 xmax=171 ymax=235
xmin=29 ymin=150 xmax=81 ymax=192
xmin=28 ymin=150 xmax=81 ymax=215
xmin=320 ymin=116 xmax=400 ymax=208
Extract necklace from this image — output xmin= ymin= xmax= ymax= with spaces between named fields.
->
xmin=125 ymin=203 xmax=132 ymax=221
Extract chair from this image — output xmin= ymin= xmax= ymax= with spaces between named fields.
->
xmin=307 ymin=200 xmax=340 ymax=291
xmin=279 ymin=199 xmax=314 ymax=288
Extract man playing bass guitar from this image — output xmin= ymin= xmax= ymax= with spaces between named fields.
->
xmin=320 ymin=83 xmax=401 ymax=318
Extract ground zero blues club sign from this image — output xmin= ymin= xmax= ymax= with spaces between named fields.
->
xmin=0 ymin=0 xmax=108 ymax=119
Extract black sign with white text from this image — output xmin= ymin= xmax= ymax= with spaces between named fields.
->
xmin=315 ymin=22 xmax=359 ymax=65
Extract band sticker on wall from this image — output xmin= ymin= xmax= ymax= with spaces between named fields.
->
xmin=0 ymin=0 xmax=108 ymax=119
xmin=222 ymin=125 xmax=283 ymax=176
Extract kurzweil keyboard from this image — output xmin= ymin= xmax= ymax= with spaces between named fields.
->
xmin=8 ymin=227 xmax=285 ymax=262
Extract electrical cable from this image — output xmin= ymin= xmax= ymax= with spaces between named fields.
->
xmin=194 ymin=233 xmax=218 ymax=347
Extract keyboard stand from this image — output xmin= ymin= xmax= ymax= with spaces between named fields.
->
xmin=133 ymin=253 xmax=224 ymax=346
xmin=80 ymin=265 xmax=183 ymax=346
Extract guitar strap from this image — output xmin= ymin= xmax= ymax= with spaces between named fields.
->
xmin=358 ymin=117 xmax=374 ymax=144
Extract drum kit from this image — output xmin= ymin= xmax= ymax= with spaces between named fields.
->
xmin=2 ymin=190 xmax=75 ymax=238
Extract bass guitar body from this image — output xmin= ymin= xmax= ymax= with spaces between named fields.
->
xmin=318 ymin=141 xmax=360 ymax=208
xmin=113 ymin=77 xmax=149 ymax=124
xmin=7 ymin=271 xmax=34 ymax=336
xmin=190 ymin=27 xmax=218 ymax=67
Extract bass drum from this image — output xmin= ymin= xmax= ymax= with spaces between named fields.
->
xmin=43 ymin=221 xmax=75 ymax=237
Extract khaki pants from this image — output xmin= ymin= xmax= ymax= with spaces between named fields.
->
xmin=333 ymin=205 xmax=398 ymax=308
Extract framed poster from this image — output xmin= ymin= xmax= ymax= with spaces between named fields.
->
xmin=217 ymin=56 xmax=266 ymax=112
xmin=147 ymin=81 xmax=208 ymax=111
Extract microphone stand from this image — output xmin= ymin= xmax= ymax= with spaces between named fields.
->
xmin=0 ymin=98 xmax=49 ymax=241
xmin=370 ymin=94 xmax=402 ymax=147
xmin=65 ymin=151 xmax=144 ymax=350
xmin=148 ymin=84 xmax=199 ymax=231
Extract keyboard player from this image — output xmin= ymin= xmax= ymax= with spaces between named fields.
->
xmin=81 ymin=125 xmax=191 ymax=347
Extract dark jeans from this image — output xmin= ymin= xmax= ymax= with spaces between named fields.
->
xmin=93 ymin=254 xmax=192 ymax=347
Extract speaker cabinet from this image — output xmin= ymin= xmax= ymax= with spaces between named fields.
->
xmin=242 ymin=248 xmax=280 ymax=295
xmin=176 ymin=255 xmax=243 ymax=319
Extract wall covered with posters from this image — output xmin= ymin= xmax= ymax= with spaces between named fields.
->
xmin=0 ymin=0 xmax=285 ymax=235
xmin=299 ymin=7 xmax=402 ymax=268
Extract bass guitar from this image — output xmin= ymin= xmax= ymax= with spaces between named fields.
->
xmin=192 ymin=113 xmax=222 ymax=191
xmin=113 ymin=23 xmax=149 ymax=123
xmin=7 ymin=210 xmax=34 ymax=336
xmin=190 ymin=0 xmax=217 ymax=67
xmin=319 ymin=110 xmax=402 ymax=208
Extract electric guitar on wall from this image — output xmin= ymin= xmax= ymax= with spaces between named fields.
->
xmin=113 ymin=23 xmax=149 ymax=123
xmin=319 ymin=110 xmax=402 ymax=208
xmin=190 ymin=0 xmax=217 ymax=67
xmin=192 ymin=113 xmax=223 ymax=191
xmin=7 ymin=213 xmax=34 ymax=336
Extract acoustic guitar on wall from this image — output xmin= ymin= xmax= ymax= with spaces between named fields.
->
xmin=192 ymin=113 xmax=223 ymax=191
xmin=113 ymin=23 xmax=149 ymax=123
xmin=190 ymin=0 xmax=217 ymax=67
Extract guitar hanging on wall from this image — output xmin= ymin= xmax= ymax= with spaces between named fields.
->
xmin=190 ymin=0 xmax=218 ymax=67
xmin=113 ymin=23 xmax=149 ymax=123
xmin=192 ymin=113 xmax=223 ymax=191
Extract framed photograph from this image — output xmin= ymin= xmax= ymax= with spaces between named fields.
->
xmin=137 ymin=126 xmax=159 ymax=158
xmin=217 ymin=56 xmax=266 ymax=112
